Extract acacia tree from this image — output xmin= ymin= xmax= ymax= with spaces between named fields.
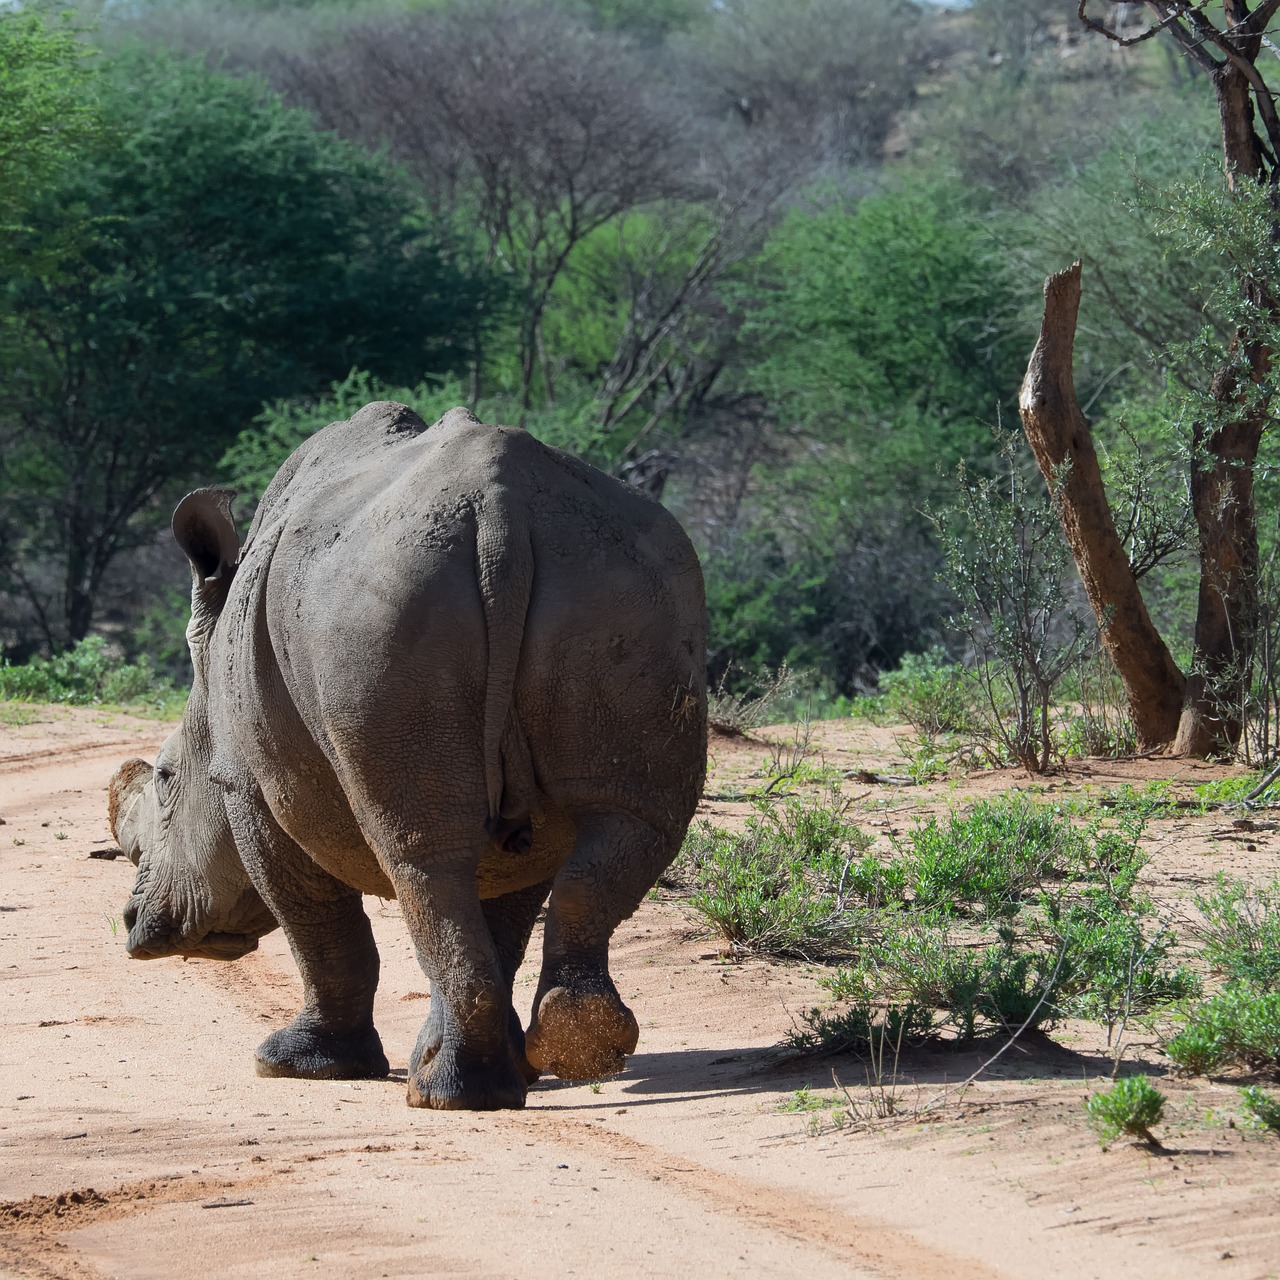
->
xmin=0 ymin=51 xmax=494 ymax=651
xmin=1020 ymin=1 xmax=1280 ymax=756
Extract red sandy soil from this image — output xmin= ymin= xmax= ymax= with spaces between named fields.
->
xmin=2 ymin=706 xmax=1278 ymax=1280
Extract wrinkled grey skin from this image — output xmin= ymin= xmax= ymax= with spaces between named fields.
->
xmin=110 ymin=405 xmax=706 ymax=1110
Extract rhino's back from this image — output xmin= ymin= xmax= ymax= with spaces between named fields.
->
xmin=249 ymin=403 xmax=696 ymax=596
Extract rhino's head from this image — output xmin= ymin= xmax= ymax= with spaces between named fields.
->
xmin=111 ymin=489 xmax=277 ymax=961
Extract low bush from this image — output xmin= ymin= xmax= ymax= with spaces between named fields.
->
xmin=876 ymin=647 xmax=975 ymax=737
xmin=683 ymin=797 xmax=874 ymax=959
xmin=784 ymin=1001 xmax=934 ymax=1057
xmin=1193 ymin=874 xmax=1280 ymax=987
xmin=905 ymin=795 xmax=1086 ymax=919
xmin=1040 ymin=894 xmax=1201 ymax=1036
xmin=827 ymin=917 xmax=1063 ymax=1041
xmin=687 ymin=790 xmax=1198 ymax=1052
xmin=0 ymin=637 xmax=180 ymax=712
xmin=1240 ymin=1085 xmax=1280 ymax=1131
xmin=1086 ymin=1075 xmax=1166 ymax=1146
xmin=1193 ymin=772 xmax=1280 ymax=806
xmin=1165 ymin=987 xmax=1280 ymax=1077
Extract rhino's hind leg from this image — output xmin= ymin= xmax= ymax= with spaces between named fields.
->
xmin=391 ymin=859 xmax=529 ymax=1111
xmin=224 ymin=786 xmax=388 ymax=1082
xmin=527 ymin=812 xmax=667 ymax=1081
xmin=409 ymin=876 xmax=549 ymax=1088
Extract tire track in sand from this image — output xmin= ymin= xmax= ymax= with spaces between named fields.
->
xmin=497 ymin=1114 xmax=1001 ymax=1280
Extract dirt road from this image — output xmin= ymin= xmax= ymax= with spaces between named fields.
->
xmin=2 ymin=709 xmax=1277 ymax=1279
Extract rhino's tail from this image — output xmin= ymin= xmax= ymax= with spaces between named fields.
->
xmin=474 ymin=490 xmax=535 ymax=830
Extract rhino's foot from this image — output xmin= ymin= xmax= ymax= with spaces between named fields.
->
xmin=526 ymin=986 xmax=639 ymax=1082
xmin=411 ymin=1002 xmax=539 ymax=1086
xmin=255 ymin=1018 xmax=389 ymax=1081
xmin=406 ymin=1051 xmax=527 ymax=1111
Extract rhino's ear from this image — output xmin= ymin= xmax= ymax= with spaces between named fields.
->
xmin=172 ymin=488 xmax=239 ymax=621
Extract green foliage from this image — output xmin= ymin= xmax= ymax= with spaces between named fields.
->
xmin=0 ymin=636 xmax=179 ymax=711
xmin=682 ymin=797 xmax=873 ymax=959
xmin=1193 ymin=874 xmax=1280 ymax=987
xmin=1041 ymin=894 xmax=1200 ymax=1034
xmin=127 ymin=587 xmax=194 ymax=683
xmin=876 ymin=648 xmax=975 ymax=737
xmin=784 ymin=1001 xmax=933 ymax=1057
xmin=573 ymin=0 xmax=704 ymax=41
xmin=905 ymin=795 xmax=1085 ymax=920
xmin=744 ymin=179 xmax=1024 ymax=476
xmin=1193 ymin=773 xmax=1280 ymax=805
xmin=777 ymin=1085 xmax=831 ymax=1113
xmin=1086 ymin=1076 xmax=1166 ymax=1146
xmin=0 ymin=47 xmax=497 ymax=647
xmin=1166 ymin=988 xmax=1280 ymax=1077
xmin=1240 ymin=1085 xmax=1280 ymax=1132
xmin=0 ymin=5 xmax=98 ymax=235
xmin=816 ymin=796 xmax=1194 ymax=1043
xmin=830 ymin=917 xmax=1063 ymax=1041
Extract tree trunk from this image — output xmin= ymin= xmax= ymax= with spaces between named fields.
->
xmin=1172 ymin=48 xmax=1274 ymax=755
xmin=1018 ymin=261 xmax=1186 ymax=751
xmin=1173 ymin=318 xmax=1270 ymax=755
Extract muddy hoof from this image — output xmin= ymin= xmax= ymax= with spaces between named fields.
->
xmin=255 ymin=1020 xmax=388 ymax=1081
xmin=526 ymin=987 xmax=639 ymax=1081
xmin=406 ymin=1052 xmax=527 ymax=1111
xmin=410 ymin=1005 xmax=538 ymax=1086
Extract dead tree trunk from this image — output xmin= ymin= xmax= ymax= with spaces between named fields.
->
xmin=1018 ymin=261 xmax=1186 ymax=751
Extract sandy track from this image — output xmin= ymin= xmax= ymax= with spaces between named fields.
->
xmin=2 ymin=709 xmax=1277 ymax=1279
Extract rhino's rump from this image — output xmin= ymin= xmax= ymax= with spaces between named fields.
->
xmin=222 ymin=407 xmax=705 ymax=897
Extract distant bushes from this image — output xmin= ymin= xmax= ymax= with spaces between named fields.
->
xmin=0 ymin=637 xmax=180 ymax=712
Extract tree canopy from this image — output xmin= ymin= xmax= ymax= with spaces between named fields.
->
xmin=0 ymin=46 xmax=499 ymax=648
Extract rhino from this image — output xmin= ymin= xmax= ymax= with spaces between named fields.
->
xmin=108 ymin=404 xmax=706 ymax=1110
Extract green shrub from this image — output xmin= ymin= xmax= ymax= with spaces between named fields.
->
xmin=683 ymin=797 xmax=874 ymax=959
xmin=904 ymin=795 xmax=1086 ymax=919
xmin=1042 ymin=894 xmax=1201 ymax=1033
xmin=1193 ymin=874 xmax=1280 ymax=986
xmin=1165 ymin=987 xmax=1280 ymax=1076
xmin=826 ymin=916 xmax=1063 ymax=1041
xmin=877 ymin=647 xmax=975 ymax=737
xmin=784 ymin=1001 xmax=934 ymax=1057
xmin=1086 ymin=1075 xmax=1166 ymax=1145
xmin=1240 ymin=1085 xmax=1280 ymax=1131
xmin=1194 ymin=773 xmax=1280 ymax=805
xmin=845 ymin=853 xmax=910 ymax=912
xmin=0 ymin=637 xmax=179 ymax=711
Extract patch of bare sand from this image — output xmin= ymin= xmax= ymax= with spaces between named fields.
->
xmin=2 ymin=712 xmax=1277 ymax=1279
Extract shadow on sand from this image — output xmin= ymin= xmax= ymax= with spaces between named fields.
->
xmin=526 ymin=1029 xmax=1172 ymax=1113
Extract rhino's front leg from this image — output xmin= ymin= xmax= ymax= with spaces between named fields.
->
xmin=528 ymin=811 xmax=671 ymax=1081
xmin=223 ymin=785 xmax=388 ymax=1081
xmin=391 ymin=858 xmax=528 ymax=1110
